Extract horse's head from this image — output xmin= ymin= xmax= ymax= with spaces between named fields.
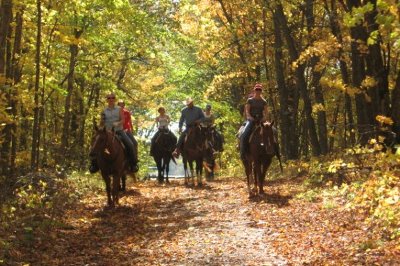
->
xmin=89 ymin=126 xmax=112 ymax=158
xmin=261 ymin=121 xmax=275 ymax=155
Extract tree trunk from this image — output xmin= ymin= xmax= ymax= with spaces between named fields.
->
xmin=9 ymin=7 xmax=23 ymax=176
xmin=31 ymin=0 xmax=41 ymax=170
xmin=324 ymin=0 xmax=356 ymax=147
xmin=392 ymin=70 xmax=400 ymax=136
xmin=364 ymin=0 xmax=390 ymax=117
xmin=273 ymin=10 xmax=299 ymax=159
xmin=0 ymin=0 xmax=13 ymax=174
xmin=61 ymin=28 xmax=82 ymax=152
xmin=347 ymin=0 xmax=372 ymax=145
xmin=305 ymin=0 xmax=328 ymax=154
xmin=275 ymin=2 xmax=321 ymax=156
xmin=217 ymin=0 xmax=253 ymax=83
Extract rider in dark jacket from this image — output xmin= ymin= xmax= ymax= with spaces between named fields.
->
xmin=172 ymin=97 xmax=205 ymax=158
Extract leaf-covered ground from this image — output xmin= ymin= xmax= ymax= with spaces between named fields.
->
xmin=16 ymin=177 xmax=399 ymax=265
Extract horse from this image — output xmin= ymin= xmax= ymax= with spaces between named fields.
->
xmin=202 ymin=126 xmax=223 ymax=181
xmin=182 ymin=125 xmax=206 ymax=186
xmin=241 ymin=120 xmax=278 ymax=197
xmin=152 ymin=129 xmax=177 ymax=183
xmin=89 ymin=126 xmax=129 ymax=207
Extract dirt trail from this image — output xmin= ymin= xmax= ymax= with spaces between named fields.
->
xmin=33 ymin=179 xmax=286 ymax=265
xmin=30 ymin=177 xmax=398 ymax=265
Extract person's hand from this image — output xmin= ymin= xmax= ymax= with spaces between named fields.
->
xmin=112 ymin=122 xmax=120 ymax=127
xmin=247 ymin=116 xmax=254 ymax=121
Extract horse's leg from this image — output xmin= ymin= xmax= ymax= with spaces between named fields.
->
xmin=252 ymin=160 xmax=258 ymax=194
xmin=102 ymin=173 xmax=113 ymax=207
xmin=257 ymin=162 xmax=265 ymax=195
xmin=183 ymin=158 xmax=189 ymax=186
xmin=243 ymin=160 xmax=253 ymax=197
xmin=112 ymin=175 xmax=120 ymax=206
xmin=156 ymin=158 xmax=163 ymax=184
xmin=260 ymin=158 xmax=273 ymax=195
xmin=119 ymin=173 xmax=126 ymax=192
xmin=210 ymin=159 xmax=215 ymax=181
xmin=189 ymin=160 xmax=195 ymax=186
xmin=197 ymin=159 xmax=203 ymax=186
xmin=165 ymin=157 xmax=170 ymax=184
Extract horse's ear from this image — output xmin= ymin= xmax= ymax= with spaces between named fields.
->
xmin=94 ymin=125 xmax=99 ymax=131
xmin=271 ymin=120 xmax=275 ymax=126
xmin=102 ymin=126 xmax=107 ymax=132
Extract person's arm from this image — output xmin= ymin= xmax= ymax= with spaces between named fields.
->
xmin=127 ymin=111 xmax=133 ymax=132
xmin=99 ymin=111 xmax=105 ymax=128
xmin=178 ymin=110 xmax=185 ymax=133
xmin=211 ymin=113 xmax=215 ymax=125
xmin=245 ymin=102 xmax=253 ymax=120
xmin=195 ymin=107 xmax=205 ymax=124
xmin=263 ymin=103 xmax=270 ymax=122
xmin=166 ymin=115 xmax=171 ymax=126
xmin=155 ymin=116 xmax=160 ymax=128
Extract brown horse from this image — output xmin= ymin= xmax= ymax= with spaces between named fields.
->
xmin=152 ymin=129 xmax=177 ymax=183
xmin=241 ymin=121 xmax=276 ymax=197
xmin=182 ymin=125 xmax=206 ymax=186
xmin=89 ymin=126 xmax=128 ymax=207
xmin=202 ymin=126 xmax=223 ymax=181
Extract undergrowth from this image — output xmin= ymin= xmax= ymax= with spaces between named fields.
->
xmin=0 ymin=170 xmax=103 ymax=264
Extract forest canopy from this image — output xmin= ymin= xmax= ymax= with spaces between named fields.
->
xmin=0 ymin=0 xmax=399 ymax=175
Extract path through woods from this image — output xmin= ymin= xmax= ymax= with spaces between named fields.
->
xmin=21 ymin=177 xmax=399 ymax=265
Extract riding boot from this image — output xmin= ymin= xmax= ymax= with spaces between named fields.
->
xmin=89 ymin=159 xmax=99 ymax=173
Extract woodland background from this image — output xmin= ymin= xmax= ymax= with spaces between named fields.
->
xmin=0 ymin=0 xmax=399 ymax=264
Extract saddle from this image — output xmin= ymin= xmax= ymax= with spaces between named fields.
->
xmin=114 ymin=133 xmax=128 ymax=155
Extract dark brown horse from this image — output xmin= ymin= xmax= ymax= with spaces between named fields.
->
xmin=202 ymin=126 xmax=222 ymax=181
xmin=89 ymin=126 xmax=128 ymax=207
xmin=241 ymin=121 xmax=277 ymax=197
xmin=152 ymin=129 xmax=177 ymax=183
xmin=182 ymin=125 xmax=206 ymax=186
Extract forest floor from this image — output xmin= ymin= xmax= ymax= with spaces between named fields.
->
xmin=14 ymin=175 xmax=399 ymax=265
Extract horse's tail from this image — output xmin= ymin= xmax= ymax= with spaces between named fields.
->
xmin=275 ymin=142 xmax=283 ymax=173
xmin=171 ymin=155 xmax=177 ymax=165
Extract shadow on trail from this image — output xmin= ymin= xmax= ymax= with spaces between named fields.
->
xmin=52 ymin=186 xmax=211 ymax=265
xmin=250 ymin=193 xmax=292 ymax=207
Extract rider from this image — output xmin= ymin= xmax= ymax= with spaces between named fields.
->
xmin=239 ymin=83 xmax=270 ymax=160
xmin=150 ymin=106 xmax=176 ymax=156
xmin=117 ymin=99 xmax=138 ymax=148
xmin=201 ymin=104 xmax=224 ymax=152
xmin=172 ymin=97 xmax=205 ymax=158
xmin=89 ymin=92 xmax=138 ymax=173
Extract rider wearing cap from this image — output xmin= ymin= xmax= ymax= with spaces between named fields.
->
xmin=172 ymin=97 xmax=205 ymax=158
xmin=239 ymin=83 xmax=270 ymax=160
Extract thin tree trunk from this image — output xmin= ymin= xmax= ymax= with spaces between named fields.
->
xmin=324 ymin=0 xmax=356 ymax=146
xmin=31 ymin=0 xmax=42 ymax=170
xmin=275 ymin=2 xmax=321 ymax=156
xmin=273 ymin=10 xmax=299 ymax=159
xmin=9 ymin=7 xmax=23 ymax=176
xmin=0 ymin=0 xmax=13 ymax=174
xmin=61 ymin=27 xmax=82 ymax=152
xmin=216 ymin=0 xmax=253 ymax=83
xmin=305 ymin=0 xmax=328 ymax=154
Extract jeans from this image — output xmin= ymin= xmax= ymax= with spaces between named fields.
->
xmin=117 ymin=130 xmax=137 ymax=165
xmin=176 ymin=129 xmax=188 ymax=151
xmin=239 ymin=120 xmax=255 ymax=159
